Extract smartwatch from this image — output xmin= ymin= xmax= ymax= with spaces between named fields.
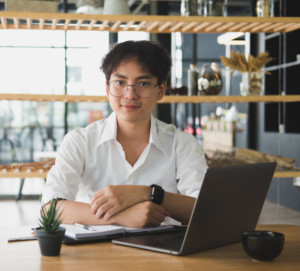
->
xmin=150 ymin=184 xmax=165 ymax=205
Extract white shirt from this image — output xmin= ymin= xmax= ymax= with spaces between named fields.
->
xmin=42 ymin=112 xmax=208 ymax=204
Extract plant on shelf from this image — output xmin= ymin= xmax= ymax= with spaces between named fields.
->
xmin=35 ymin=198 xmax=65 ymax=256
xmin=221 ymin=51 xmax=273 ymax=96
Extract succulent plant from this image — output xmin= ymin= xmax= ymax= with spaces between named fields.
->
xmin=39 ymin=198 xmax=63 ymax=232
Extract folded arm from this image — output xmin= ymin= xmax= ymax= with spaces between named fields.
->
xmin=49 ymin=184 xmax=195 ymax=228
xmin=52 ymin=199 xmax=169 ymax=228
xmin=90 ymin=185 xmax=196 ymax=225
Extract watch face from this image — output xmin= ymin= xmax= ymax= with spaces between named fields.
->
xmin=151 ymin=185 xmax=164 ymax=204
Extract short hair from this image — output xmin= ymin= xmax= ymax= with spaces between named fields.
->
xmin=101 ymin=40 xmax=171 ymax=84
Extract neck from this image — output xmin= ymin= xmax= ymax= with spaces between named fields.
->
xmin=116 ymin=116 xmax=151 ymax=141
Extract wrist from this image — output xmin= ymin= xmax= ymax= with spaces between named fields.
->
xmin=126 ymin=185 xmax=152 ymax=206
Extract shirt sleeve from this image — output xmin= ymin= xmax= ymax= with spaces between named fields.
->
xmin=41 ymin=129 xmax=86 ymax=204
xmin=175 ymin=131 xmax=208 ymax=198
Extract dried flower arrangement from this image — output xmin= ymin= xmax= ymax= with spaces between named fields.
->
xmin=220 ymin=51 xmax=273 ymax=77
xmin=220 ymin=51 xmax=273 ymax=95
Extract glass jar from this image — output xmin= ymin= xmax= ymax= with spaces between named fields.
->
xmin=205 ymin=0 xmax=227 ymax=16
xmin=188 ymin=64 xmax=199 ymax=96
xmin=197 ymin=0 xmax=206 ymax=16
xmin=198 ymin=63 xmax=223 ymax=95
xmin=240 ymin=71 xmax=264 ymax=96
xmin=256 ymin=0 xmax=274 ymax=17
xmin=181 ymin=0 xmax=198 ymax=16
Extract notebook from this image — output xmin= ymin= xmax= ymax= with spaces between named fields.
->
xmin=112 ymin=162 xmax=277 ymax=255
xmin=61 ymin=223 xmax=184 ymax=244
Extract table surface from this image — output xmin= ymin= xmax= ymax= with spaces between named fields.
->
xmin=1 ymin=224 xmax=300 ymax=271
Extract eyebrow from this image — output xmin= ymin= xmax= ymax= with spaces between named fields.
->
xmin=112 ymin=73 xmax=153 ymax=80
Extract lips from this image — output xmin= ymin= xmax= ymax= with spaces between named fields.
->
xmin=120 ymin=102 xmax=141 ymax=110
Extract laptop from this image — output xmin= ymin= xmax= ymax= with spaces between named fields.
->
xmin=112 ymin=162 xmax=277 ymax=256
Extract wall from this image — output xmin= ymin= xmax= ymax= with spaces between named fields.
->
xmin=253 ymin=0 xmax=300 ymax=211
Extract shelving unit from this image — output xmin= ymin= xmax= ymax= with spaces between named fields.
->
xmin=1 ymin=11 xmax=300 ymax=178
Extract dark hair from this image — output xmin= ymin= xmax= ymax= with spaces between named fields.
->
xmin=101 ymin=40 xmax=171 ymax=84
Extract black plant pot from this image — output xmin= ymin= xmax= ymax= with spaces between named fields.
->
xmin=35 ymin=227 xmax=65 ymax=256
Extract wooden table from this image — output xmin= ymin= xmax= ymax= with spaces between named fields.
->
xmin=1 ymin=225 xmax=300 ymax=271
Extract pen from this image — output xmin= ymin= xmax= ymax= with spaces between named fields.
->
xmin=73 ymin=222 xmax=96 ymax=231
xmin=8 ymin=236 xmax=38 ymax=242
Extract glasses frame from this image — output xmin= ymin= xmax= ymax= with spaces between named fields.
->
xmin=108 ymin=80 xmax=159 ymax=98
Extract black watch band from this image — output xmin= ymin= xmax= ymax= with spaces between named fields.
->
xmin=150 ymin=184 xmax=165 ymax=205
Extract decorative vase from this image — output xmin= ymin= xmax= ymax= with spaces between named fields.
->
xmin=35 ymin=227 xmax=65 ymax=256
xmin=240 ymin=71 xmax=264 ymax=96
xmin=198 ymin=63 xmax=223 ymax=95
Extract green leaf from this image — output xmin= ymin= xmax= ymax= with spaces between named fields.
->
xmin=38 ymin=197 xmax=64 ymax=232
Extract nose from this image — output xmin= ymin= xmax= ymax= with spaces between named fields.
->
xmin=124 ymin=84 xmax=138 ymax=99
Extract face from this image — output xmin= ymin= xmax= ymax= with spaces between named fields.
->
xmin=106 ymin=59 xmax=166 ymax=126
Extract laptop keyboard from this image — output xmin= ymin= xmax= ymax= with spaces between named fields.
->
xmin=143 ymin=233 xmax=185 ymax=251
xmin=113 ymin=229 xmax=186 ymax=253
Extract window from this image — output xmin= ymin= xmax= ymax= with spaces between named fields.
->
xmin=0 ymin=29 xmax=109 ymax=196
xmin=0 ymin=29 xmax=150 ymax=196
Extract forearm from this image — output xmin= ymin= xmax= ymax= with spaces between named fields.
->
xmin=133 ymin=187 xmax=196 ymax=224
xmin=90 ymin=184 xmax=196 ymax=225
xmin=54 ymin=200 xmax=112 ymax=225
xmin=112 ymin=186 xmax=196 ymax=224
xmin=51 ymin=199 xmax=167 ymax=228
xmin=162 ymin=192 xmax=196 ymax=225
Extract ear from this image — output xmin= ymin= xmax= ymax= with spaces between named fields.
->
xmin=105 ymin=80 xmax=110 ymax=97
xmin=157 ymin=81 xmax=167 ymax=101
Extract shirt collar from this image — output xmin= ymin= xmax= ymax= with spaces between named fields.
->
xmin=149 ymin=115 xmax=167 ymax=156
xmin=96 ymin=113 xmax=167 ymax=156
xmin=97 ymin=112 xmax=117 ymax=146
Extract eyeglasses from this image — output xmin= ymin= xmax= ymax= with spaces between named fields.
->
xmin=108 ymin=80 xmax=159 ymax=98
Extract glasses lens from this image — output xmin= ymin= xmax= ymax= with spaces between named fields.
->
xmin=109 ymin=80 xmax=125 ymax=97
xmin=136 ymin=82 xmax=155 ymax=98
xmin=109 ymin=80 xmax=157 ymax=98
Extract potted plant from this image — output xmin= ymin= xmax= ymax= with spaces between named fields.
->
xmin=35 ymin=198 xmax=65 ymax=256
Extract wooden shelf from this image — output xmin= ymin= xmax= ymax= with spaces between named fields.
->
xmin=0 ymin=93 xmax=109 ymax=103
xmin=161 ymin=95 xmax=300 ymax=103
xmin=1 ymin=11 xmax=300 ymax=33
xmin=1 ymin=93 xmax=300 ymax=103
xmin=0 ymin=169 xmax=298 ymax=179
xmin=0 ymin=171 xmax=47 ymax=179
xmin=274 ymin=170 xmax=300 ymax=178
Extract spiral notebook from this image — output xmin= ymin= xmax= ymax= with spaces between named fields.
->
xmin=61 ymin=223 xmax=184 ymax=244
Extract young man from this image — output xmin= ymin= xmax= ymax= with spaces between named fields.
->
xmin=42 ymin=40 xmax=208 ymax=228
